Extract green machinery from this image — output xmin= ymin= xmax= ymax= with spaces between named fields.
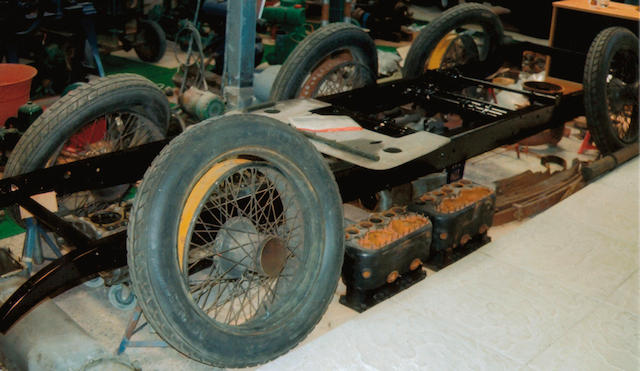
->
xmin=261 ymin=1 xmax=308 ymax=65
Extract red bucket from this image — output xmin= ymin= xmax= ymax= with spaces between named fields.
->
xmin=0 ymin=64 xmax=38 ymax=127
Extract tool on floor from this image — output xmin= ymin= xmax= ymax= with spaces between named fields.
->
xmin=578 ymin=131 xmax=598 ymax=154
xmin=117 ymin=306 xmax=168 ymax=355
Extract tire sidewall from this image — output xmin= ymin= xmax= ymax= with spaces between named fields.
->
xmin=9 ymin=87 xmax=167 ymax=173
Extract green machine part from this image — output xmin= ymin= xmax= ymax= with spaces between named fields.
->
xmin=261 ymin=4 xmax=307 ymax=65
xmin=16 ymin=101 xmax=43 ymax=132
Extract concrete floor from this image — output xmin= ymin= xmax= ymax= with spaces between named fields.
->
xmin=259 ymin=156 xmax=640 ymax=371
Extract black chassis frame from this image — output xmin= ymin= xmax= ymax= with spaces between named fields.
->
xmin=0 ymin=40 xmax=585 ymax=332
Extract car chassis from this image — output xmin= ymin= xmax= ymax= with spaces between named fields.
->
xmin=0 ymin=38 xmax=587 ymax=333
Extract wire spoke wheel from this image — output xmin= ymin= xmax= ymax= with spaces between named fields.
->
xmin=127 ymin=114 xmax=343 ymax=367
xmin=584 ymin=27 xmax=639 ymax=154
xmin=424 ymin=32 xmax=481 ymax=71
xmin=606 ymin=50 xmax=638 ymax=144
xmin=182 ymin=163 xmax=307 ymax=327
xmin=299 ymin=51 xmax=375 ymax=98
xmin=51 ymin=111 xmax=162 ymax=219
xmin=270 ymin=23 xmax=378 ymax=101
xmin=5 ymin=74 xmax=169 ymax=231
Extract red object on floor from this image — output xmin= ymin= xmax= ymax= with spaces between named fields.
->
xmin=0 ymin=64 xmax=38 ymax=127
xmin=578 ymin=131 xmax=598 ymax=154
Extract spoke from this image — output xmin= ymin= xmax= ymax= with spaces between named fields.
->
xmin=230 ymin=273 xmax=258 ymax=324
xmin=252 ymin=184 xmax=278 ymax=226
xmin=192 ymin=258 xmax=229 ymax=304
xmin=202 ymin=255 xmax=251 ymax=315
xmin=185 ymin=164 xmax=308 ymax=325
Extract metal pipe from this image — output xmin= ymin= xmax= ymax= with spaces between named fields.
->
xmin=344 ymin=0 xmax=352 ymax=24
xmin=581 ymin=145 xmax=639 ymax=182
xmin=321 ymin=0 xmax=330 ymax=26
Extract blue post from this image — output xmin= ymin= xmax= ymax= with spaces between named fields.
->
xmin=23 ymin=218 xmax=42 ymax=273
xmin=23 ymin=218 xmax=64 ymax=274
xmin=223 ymin=0 xmax=256 ymax=109
xmin=39 ymin=226 xmax=63 ymax=259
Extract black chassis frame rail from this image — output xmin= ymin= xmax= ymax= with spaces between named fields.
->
xmin=0 ymin=141 xmax=167 ymax=332
xmin=0 ymin=41 xmax=585 ymax=333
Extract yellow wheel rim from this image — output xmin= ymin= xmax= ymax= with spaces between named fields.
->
xmin=177 ymin=158 xmax=249 ymax=269
xmin=426 ymin=32 xmax=458 ymax=70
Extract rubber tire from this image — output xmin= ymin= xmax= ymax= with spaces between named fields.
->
xmin=127 ymin=114 xmax=344 ymax=367
xmin=403 ymin=3 xmax=504 ymax=78
xmin=135 ymin=20 xmax=167 ymax=63
xmin=4 ymin=74 xmax=169 ymax=225
xmin=583 ymin=27 xmax=639 ymax=154
xmin=270 ymin=23 xmax=378 ymax=101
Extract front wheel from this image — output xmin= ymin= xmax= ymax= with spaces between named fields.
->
xmin=127 ymin=114 xmax=344 ymax=367
xmin=584 ymin=27 xmax=639 ymax=154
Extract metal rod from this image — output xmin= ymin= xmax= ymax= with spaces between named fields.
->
xmin=300 ymin=131 xmax=380 ymax=161
xmin=321 ymin=0 xmax=330 ymax=26
xmin=344 ymin=0 xmax=352 ymax=23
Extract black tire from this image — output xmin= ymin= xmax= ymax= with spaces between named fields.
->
xmin=5 ymin=74 xmax=169 ymax=226
xmin=403 ymin=3 xmax=504 ymax=78
xmin=135 ymin=20 xmax=167 ymax=63
xmin=584 ymin=27 xmax=639 ymax=154
xmin=127 ymin=114 xmax=344 ymax=367
xmin=270 ymin=23 xmax=378 ymax=100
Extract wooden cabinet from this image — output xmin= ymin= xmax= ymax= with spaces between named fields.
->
xmin=547 ymin=0 xmax=639 ymax=81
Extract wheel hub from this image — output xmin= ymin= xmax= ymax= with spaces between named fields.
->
xmin=213 ymin=216 xmax=291 ymax=278
xmin=214 ymin=217 xmax=261 ymax=278
xmin=258 ymin=237 xmax=289 ymax=277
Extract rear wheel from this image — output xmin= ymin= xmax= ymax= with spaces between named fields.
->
xmin=135 ymin=20 xmax=167 ymax=63
xmin=127 ymin=114 xmax=344 ymax=367
xmin=403 ymin=3 xmax=504 ymax=78
xmin=5 ymin=74 xmax=168 ymax=230
xmin=584 ymin=27 xmax=639 ymax=154
xmin=270 ymin=23 xmax=378 ymax=100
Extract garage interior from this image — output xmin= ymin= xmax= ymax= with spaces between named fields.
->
xmin=0 ymin=1 xmax=638 ymax=370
